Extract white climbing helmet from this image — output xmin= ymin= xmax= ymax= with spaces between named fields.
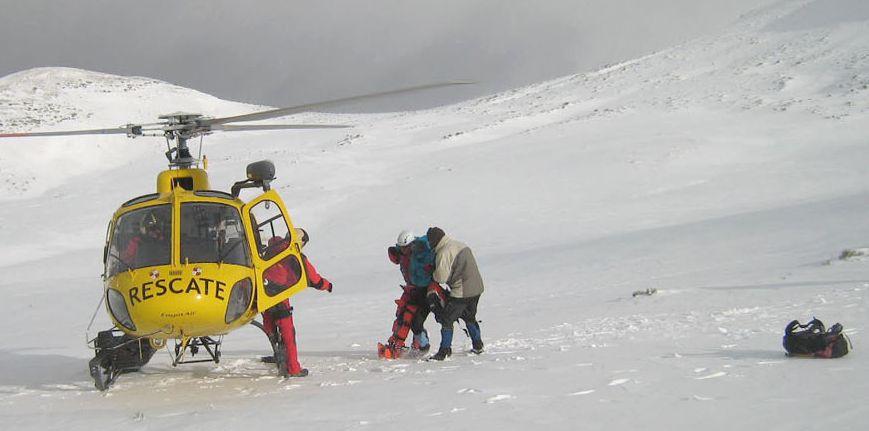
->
xmin=396 ymin=230 xmax=415 ymax=247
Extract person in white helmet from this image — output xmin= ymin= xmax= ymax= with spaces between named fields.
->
xmin=377 ymin=229 xmax=444 ymax=358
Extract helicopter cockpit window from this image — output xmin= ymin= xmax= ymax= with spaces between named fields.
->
xmin=249 ymin=200 xmax=293 ymax=258
xmin=106 ymin=205 xmax=172 ymax=277
xmin=180 ymin=203 xmax=251 ymax=266
xmin=263 ymin=253 xmax=303 ymax=297
xmin=250 ymin=200 xmax=302 ymax=296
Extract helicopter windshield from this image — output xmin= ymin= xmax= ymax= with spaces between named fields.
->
xmin=106 ymin=205 xmax=172 ymax=277
xmin=180 ymin=203 xmax=251 ymax=266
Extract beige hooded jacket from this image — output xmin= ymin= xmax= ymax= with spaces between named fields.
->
xmin=432 ymin=234 xmax=485 ymax=298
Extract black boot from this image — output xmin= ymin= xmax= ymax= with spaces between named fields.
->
xmin=430 ymin=347 xmax=452 ymax=361
xmin=288 ymin=368 xmax=309 ymax=378
xmin=471 ymin=340 xmax=484 ymax=355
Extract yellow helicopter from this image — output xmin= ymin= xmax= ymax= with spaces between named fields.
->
xmin=0 ymin=81 xmax=469 ymax=390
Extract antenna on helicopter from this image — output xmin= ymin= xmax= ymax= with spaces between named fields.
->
xmin=0 ymin=81 xmax=474 ymax=169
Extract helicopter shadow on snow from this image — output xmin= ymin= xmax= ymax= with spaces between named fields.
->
xmin=0 ymin=349 xmax=91 ymax=390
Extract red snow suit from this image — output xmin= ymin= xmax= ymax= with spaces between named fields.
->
xmin=384 ymin=246 xmax=435 ymax=353
xmin=261 ymin=236 xmax=331 ymax=375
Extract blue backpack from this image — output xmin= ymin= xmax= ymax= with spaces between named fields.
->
xmin=408 ymin=237 xmax=435 ymax=287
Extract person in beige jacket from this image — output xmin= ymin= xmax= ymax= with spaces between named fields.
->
xmin=426 ymin=227 xmax=485 ymax=360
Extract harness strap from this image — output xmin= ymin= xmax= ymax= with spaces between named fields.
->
xmin=786 ymin=319 xmax=826 ymax=335
xmin=268 ymin=303 xmax=294 ymax=320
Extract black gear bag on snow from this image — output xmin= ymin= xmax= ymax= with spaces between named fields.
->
xmin=783 ymin=318 xmax=851 ymax=358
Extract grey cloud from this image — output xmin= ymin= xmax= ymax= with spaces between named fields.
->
xmin=0 ymin=0 xmax=773 ymax=109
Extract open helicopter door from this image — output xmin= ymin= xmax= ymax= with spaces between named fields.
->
xmin=242 ymin=191 xmax=309 ymax=312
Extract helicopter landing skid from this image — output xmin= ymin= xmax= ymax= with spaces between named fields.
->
xmin=88 ymin=329 xmax=157 ymax=391
xmin=172 ymin=336 xmax=222 ymax=366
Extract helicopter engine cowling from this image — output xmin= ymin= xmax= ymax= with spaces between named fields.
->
xmin=157 ymin=168 xmax=210 ymax=193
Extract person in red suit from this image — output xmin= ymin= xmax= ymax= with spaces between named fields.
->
xmin=261 ymin=229 xmax=332 ymax=377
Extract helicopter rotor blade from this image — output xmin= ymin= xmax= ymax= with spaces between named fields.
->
xmin=0 ymin=81 xmax=470 ymax=143
xmin=205 ymin=81 xmax=474 ymax=126
xmin=0 ymin=126 xmax=139 ymax=138
xmin=210 ymin=124 xmax=351 ymax=132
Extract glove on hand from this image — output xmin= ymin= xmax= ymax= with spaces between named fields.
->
xmin=387 ymin=246 xmax=401 ymax=264
xmin=315 ymin=279 xmax=333 ymax=293
xmin=426 ymin=284 xmax=446 ymax=311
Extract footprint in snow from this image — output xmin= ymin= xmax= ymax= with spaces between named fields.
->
xmin=694 ymin=371 xmax=727 ymax=380
xmin=457 ymin=388 xmax=482 ymax=394
xmin=608 ymin=378 xmax=631 ymax=386
xmin=567 ymin=389 xmax=596 ymax=396
xmin=485 ymin=394 xmax=515 ymax=404
xmin=43 ymin=384 xmax=79 ymax=391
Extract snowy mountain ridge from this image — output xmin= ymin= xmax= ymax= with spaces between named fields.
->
xmin=451 ymin=0 xmax=868 ymax=135
xmin=0 ymin=67 xmax=258 ymax=132
xmin=0 ymin=67 xmax=263 ymax=198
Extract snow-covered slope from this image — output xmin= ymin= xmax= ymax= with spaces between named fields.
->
xmin=0 ymin=67 xmax=262 ymax=197
xmin=1 ymin=1 xmax=868 ymax=430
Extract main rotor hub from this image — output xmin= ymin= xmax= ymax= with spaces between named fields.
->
xmin=158 ymin=112 xmax=204 ymax=124
xmin=157 ymin=112 xmax=212 ymax=169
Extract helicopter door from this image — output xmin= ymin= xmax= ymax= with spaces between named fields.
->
xmin=242 ymin=190 xmax=308 ymax=311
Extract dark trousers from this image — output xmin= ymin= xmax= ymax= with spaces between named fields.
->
xmin=407 ymin=285 xmax=431 ymax=335
xmin=439 ymin=295 xmax=480 ymax=331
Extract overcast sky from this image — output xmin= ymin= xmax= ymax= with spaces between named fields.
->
xmin=0 ymin=0 xmax=772 ymax=109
